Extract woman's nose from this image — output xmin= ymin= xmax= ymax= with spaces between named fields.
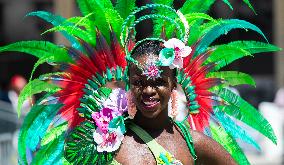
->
xmin=142 ymin=86 xmax=156 ymax=96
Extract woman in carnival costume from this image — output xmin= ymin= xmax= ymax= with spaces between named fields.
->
xmin=0 ymin=0 xmax=281 ymax=164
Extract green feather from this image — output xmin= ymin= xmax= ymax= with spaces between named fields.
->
xmin=41 ymin=122 xmax=68 ymax=146
xmin=206 ymin=45 xmax=252 ymax=70
xmin=180 ymin=0 xmax=215 ymax=14
xmin=242 ymin=0 xmax=256 ymax=14
xmin=26 ymin=104 xmax=62 ymax=151
xmin=227 ymin=40 xmax=282 ymax=54
xmin=216 ymin=88 xmax=277 ymax=144
xmin=26 ymin=11 xmax=82 ymax=50
xmin=195 ymin=19 xmax=268 ymax=56
xmin=222 ymin=0 xmax=233 ymax=10
xmin=185 ymin=13 xmax=216 ymax=26
xmin=115 ymin=0 xmax=136 ymax=19
xmin=104 ymin=8 xmax=124 ymax=38
xmin=0 ymin=41 xmax=72 ymax=63
xmin=214 ymin=107 xmax=261 ymax=150
xmin=42 ymin=25 xmax=96 ymax=46
xmin=17 ymin=79 xmax=60 ymax=117
xmin=66 ymin=17 xmax=92 ymax=30
xmin=210 ymin=124 xmax=250 ymax=165
xmin=207 ymin=71 xmax=256 ymax=87
xmin=31 ymin=133 xmax=64 ymax=165
xmin=187 ymin=20 xmax=220 ymax=45
xmin=77 ymin=0 xmax=114 ymax=42
xmin=18 ymin=104 xmax=62 ymax=165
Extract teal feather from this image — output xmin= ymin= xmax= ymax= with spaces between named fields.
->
xmin=216 ymin=88 xmax=277 ymax=144
xmin=195 ymin=19 xmax=268 ymax=56
xmin=26 ymin=11 xmax=82 ymax=50
xmin=18 ymin=104 xmax=62 ymax=164
xmin=31 ymin=134 xmax=64 ymax=165
xmin=210 ymin=124 xmax=250 ymax=165
xmin=26 ymin=104 xmax=62 ymax=151
xmin=214 ymin=107 xmax=261 ymax=150
xmin=222 ymin=0 xmax=233 ymax=10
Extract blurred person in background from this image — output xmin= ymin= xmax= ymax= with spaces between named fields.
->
xmin=8 ymin=75 xmax=32 ymax=115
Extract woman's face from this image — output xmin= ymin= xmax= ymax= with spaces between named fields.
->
xmin=129 ymin=54 xmax=176 ymax=119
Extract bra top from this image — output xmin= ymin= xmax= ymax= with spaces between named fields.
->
xmin=109 ymin=121 xmax=197 ymax=165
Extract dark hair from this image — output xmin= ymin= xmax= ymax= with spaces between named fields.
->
xmin=131 ymin=40 xmax=164 ymax=59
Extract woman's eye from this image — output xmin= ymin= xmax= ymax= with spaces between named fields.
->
xmin=155 ymin=79 xmax=166 ymax=86
xmin=132 ymin=80 xmax=143 ymax=86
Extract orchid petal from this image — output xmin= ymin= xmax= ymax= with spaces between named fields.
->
xmin=159 ymin=48 xmax=175 ymax=66
xmin=180 ymin=46 xmax=192 ymax=57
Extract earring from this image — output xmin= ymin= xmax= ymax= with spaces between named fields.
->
xmin=126 ymin=91 xmax=137 ymax=119
xmin=170 ymin=89 xmax=178 ymax=119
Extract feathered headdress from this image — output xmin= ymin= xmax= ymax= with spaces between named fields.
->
xmin=0 ymin=0 xmax=280 ymax=164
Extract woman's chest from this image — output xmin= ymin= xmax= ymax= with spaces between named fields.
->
xmin=115 ymin=130 xmax=194 ymax=165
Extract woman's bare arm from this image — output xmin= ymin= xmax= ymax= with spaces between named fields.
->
xmin=191 ymin=130 xmax=237 ymax=165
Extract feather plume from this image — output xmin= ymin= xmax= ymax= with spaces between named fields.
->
xmin=180 ymin=0 xmax=215 ymax=14
xmin=18 ymin=79 xmax=60 ymax=117
xmin=31 ymin=134 xmax=64 ymax=165
xmin=227 ymin=40 xmax=282 ymax=54
xmin=0 ymin=41 xmax=72 ymax=63
xmin=216 ymin=88 xmax=277 ymax=144
xmin=195 ymin=19 xmax=268 ymax=56
xmin=210 ymin=124 xmax=250 ymax=165
xmin=115 ymin=0 xmax=136 ymax=19
xmin=214 ymin=107 xmax=260 ymax=150
xmin=26 ymin=11 xmax=82 ymax=50
xmin=207 ymin=71 xmax=256 ymax=87
xmin=18 ymin=104 xmax=62 ymax=164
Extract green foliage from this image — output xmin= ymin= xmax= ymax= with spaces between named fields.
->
xmin=207 ymin=71 xmax=256 ymax=87
xmin=210 ymin=124 xmax=250 ymax=165
xmin=216 ymin=88 xmax=277 ymax=144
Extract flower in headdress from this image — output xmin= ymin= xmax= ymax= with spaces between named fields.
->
xmin=93 ymin=127 xmax=124 ymax=152
xmin=159 ymin=38 xmax=192 ymax=69
xmin=142 ymin=62 xmax=162 ymax=80
xmin=91 ymin=88 xmax=127 ymax=152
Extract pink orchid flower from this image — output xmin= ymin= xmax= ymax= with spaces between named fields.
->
xmin=92 ymin=108 xmax=113 ymax=134
xmin=93 ymin=127 xmax=124 ymax=152
xmin=164 ymin=38 xmax=192 ymax=69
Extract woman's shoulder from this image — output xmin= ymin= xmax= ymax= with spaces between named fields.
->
xmin=190 ymin=130 xmax=237 ymax=165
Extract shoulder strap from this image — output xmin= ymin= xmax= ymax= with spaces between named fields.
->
xmin=128 ymin=122 xmax=169 ymax=160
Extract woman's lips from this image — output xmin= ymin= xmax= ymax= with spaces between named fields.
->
xmin=141 ymin=98 xmax=160 ymax=110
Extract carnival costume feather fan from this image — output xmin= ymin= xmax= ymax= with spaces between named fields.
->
xmin=0 ymin=0 xmax=280 ymax=164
